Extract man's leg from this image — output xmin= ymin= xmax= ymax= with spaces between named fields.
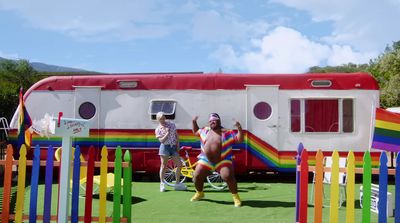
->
xmin=190 ymin=164 xmax=210 ymax=201
xmin=220 ymin=165 xmax=241 ymax=207
xmin=219 ymin=165 xmax=237 ymax=193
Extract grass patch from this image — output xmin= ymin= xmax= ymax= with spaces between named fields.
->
xmin=132 ymin=181 xmax=395 ymax=223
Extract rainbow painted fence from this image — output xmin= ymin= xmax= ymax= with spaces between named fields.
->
xmin=0 ymin=144 xmax=132 ymax=223
xmin=295 ymin=145 xmax=400 ymax=223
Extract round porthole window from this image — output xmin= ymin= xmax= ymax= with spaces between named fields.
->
xmin=253 ymin=102 xmax=272 ymax=120
xmin=79 ymin=102 xmax=96 ymax=119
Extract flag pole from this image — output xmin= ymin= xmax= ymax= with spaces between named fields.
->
xmin=368 ymin=104 xmax=377 ymax=151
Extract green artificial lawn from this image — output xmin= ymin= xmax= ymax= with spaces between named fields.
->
xmin=0 ymin=180 xmax=397 ymax=223
xmin=132 ymin=182 xmax=396 ymax=223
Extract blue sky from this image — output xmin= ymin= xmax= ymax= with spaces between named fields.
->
xmin=0 ymin=0 xmax=399 ymax=73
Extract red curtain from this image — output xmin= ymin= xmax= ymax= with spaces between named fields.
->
xmin=305 ymin=100 xmax=338 ymax=132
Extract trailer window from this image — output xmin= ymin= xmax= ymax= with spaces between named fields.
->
xmin=291 ymin=100 xmax=301 ymax=132
xmin=78 ymin=102 xmax=96 ymax=120
xmin=253 ymin=102 xmax=272 ymax=120
xmin=290 ymin=98 xmax=353 ymax=133
xmin=305 ymin=99 xmax=338 ymax=132
xmin=342 ymin=99 xmax=353 ymax=132
xmin=150 ymin=100 xmax=176 ymax=120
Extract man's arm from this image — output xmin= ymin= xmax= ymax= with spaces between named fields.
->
xmin=234 ymin=121 xmax=244 ymax=143
xmin=192 ymin=116 xmax=200 ymax=135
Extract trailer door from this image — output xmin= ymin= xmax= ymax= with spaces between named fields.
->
xmin=246 ymin=85 xmax=279 ymax=168
xmin=74 ymin=86 xmax=101 ymax=147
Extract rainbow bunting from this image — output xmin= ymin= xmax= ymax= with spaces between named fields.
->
xmin=17 ymin=88 xmax=32 ymax=151
xmin=371 ymin=107 xmax=400 ymax=152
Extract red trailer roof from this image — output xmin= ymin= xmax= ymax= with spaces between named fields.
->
xmin=27 ymin=72 xmax=379 ymax=94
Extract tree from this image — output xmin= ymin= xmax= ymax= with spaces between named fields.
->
xmin=369 ymin=41 xmax=400 ymax=108
xmin=308 ymin=63 xmax=369 ymax=73
xmin=308 ymin=41 xmax=400 ymax=108
xmin=0 ymin=59 xmax=40 ymax=121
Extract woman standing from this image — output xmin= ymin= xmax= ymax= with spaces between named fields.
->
xmin=155 ymin=112 xmax=187 ymax=192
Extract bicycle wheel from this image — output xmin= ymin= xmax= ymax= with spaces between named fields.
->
xmin=206 ymin=171 xmax=227 ymax=190
xmin=163 ymin=158 xmax=187 ymax=186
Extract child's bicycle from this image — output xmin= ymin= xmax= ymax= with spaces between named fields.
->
xmin=163 ymin=146 xmax=227 ymax=190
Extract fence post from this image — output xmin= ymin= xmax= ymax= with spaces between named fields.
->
xmin=43 ymin=145 xmax=55 ymax=223
xmin=1 ymin=144 xmax=13 ymax=222
xmin=395 ymin=152 xmax=400 ymax=223
xmin=71 ymin=145 xmax=81 ymax=223
xmin=314 ymin=150 xmax=323 ymax=223
xmin=329 ymin=150 xmax=340 ymax=222
xmin=123 ymin=150 xmax=132 ymax=222
xmin=346 ymin=151 xmax=355 ymax=223
xmin=299 ymin=149 xmax=308 ymax=223
xmin=15 ymin=145 xmax=27 ymax=222
xmin=113 ymin=146 xmax=123 ymax=223
xmin=99 ymin=146 xmax=108 ymax=223
xmin=378 ymin=152 xmax=388 ymax=223
xmin=29 ymin=145 xmax=41 ymax=223
xmin=295 ymin=143 xmax=304 ymax=223
xmin=362 ymin=151 xmax=372 ymax=223
xmin=84 ymin=146 xmax=96 ymax=223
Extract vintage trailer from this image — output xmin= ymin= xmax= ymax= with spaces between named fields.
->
xmin=8 ymin=72 xmax=380 ymax=174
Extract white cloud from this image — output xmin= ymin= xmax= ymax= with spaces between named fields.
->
xmin=202 ymin=1 xmax=392 ymax=72
xmin=211 ymin=26 xmax=376 ymax=73
xmin=0 ymin=0 xmax=270 ymax=44
xmin=0 ymin=0 xmax=174 ymax=41
xmin=209 ymin=44 xmax=240 ymax=68
xmin=272 ymin=0 xmax=400 ymax=52
xmin=191 ymin=10 xmax=269 ymax=43
xmin=327 ymin=45 xmax=375 ymax=66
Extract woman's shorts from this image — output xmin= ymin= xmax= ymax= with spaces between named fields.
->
xmin=158 ymin=144 xmax=179 ymax=156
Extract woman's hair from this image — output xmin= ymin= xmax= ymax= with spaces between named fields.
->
xmin=156 ymin=111 xmax=165 ymax=121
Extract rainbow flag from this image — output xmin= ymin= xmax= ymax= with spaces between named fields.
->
xmin=17 ymin=88 xmax=32 ymax=150
xmin=371 ymin=107 xmax=400 ymax=152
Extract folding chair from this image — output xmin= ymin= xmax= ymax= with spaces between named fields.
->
xmin=310 ymin=156 xmax=347 ymax=207
xmin=55 ymin=147 xmax=119 ymax=195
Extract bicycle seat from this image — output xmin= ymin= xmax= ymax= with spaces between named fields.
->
xmin=180 ymin=146 xmax=192 ymax=151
